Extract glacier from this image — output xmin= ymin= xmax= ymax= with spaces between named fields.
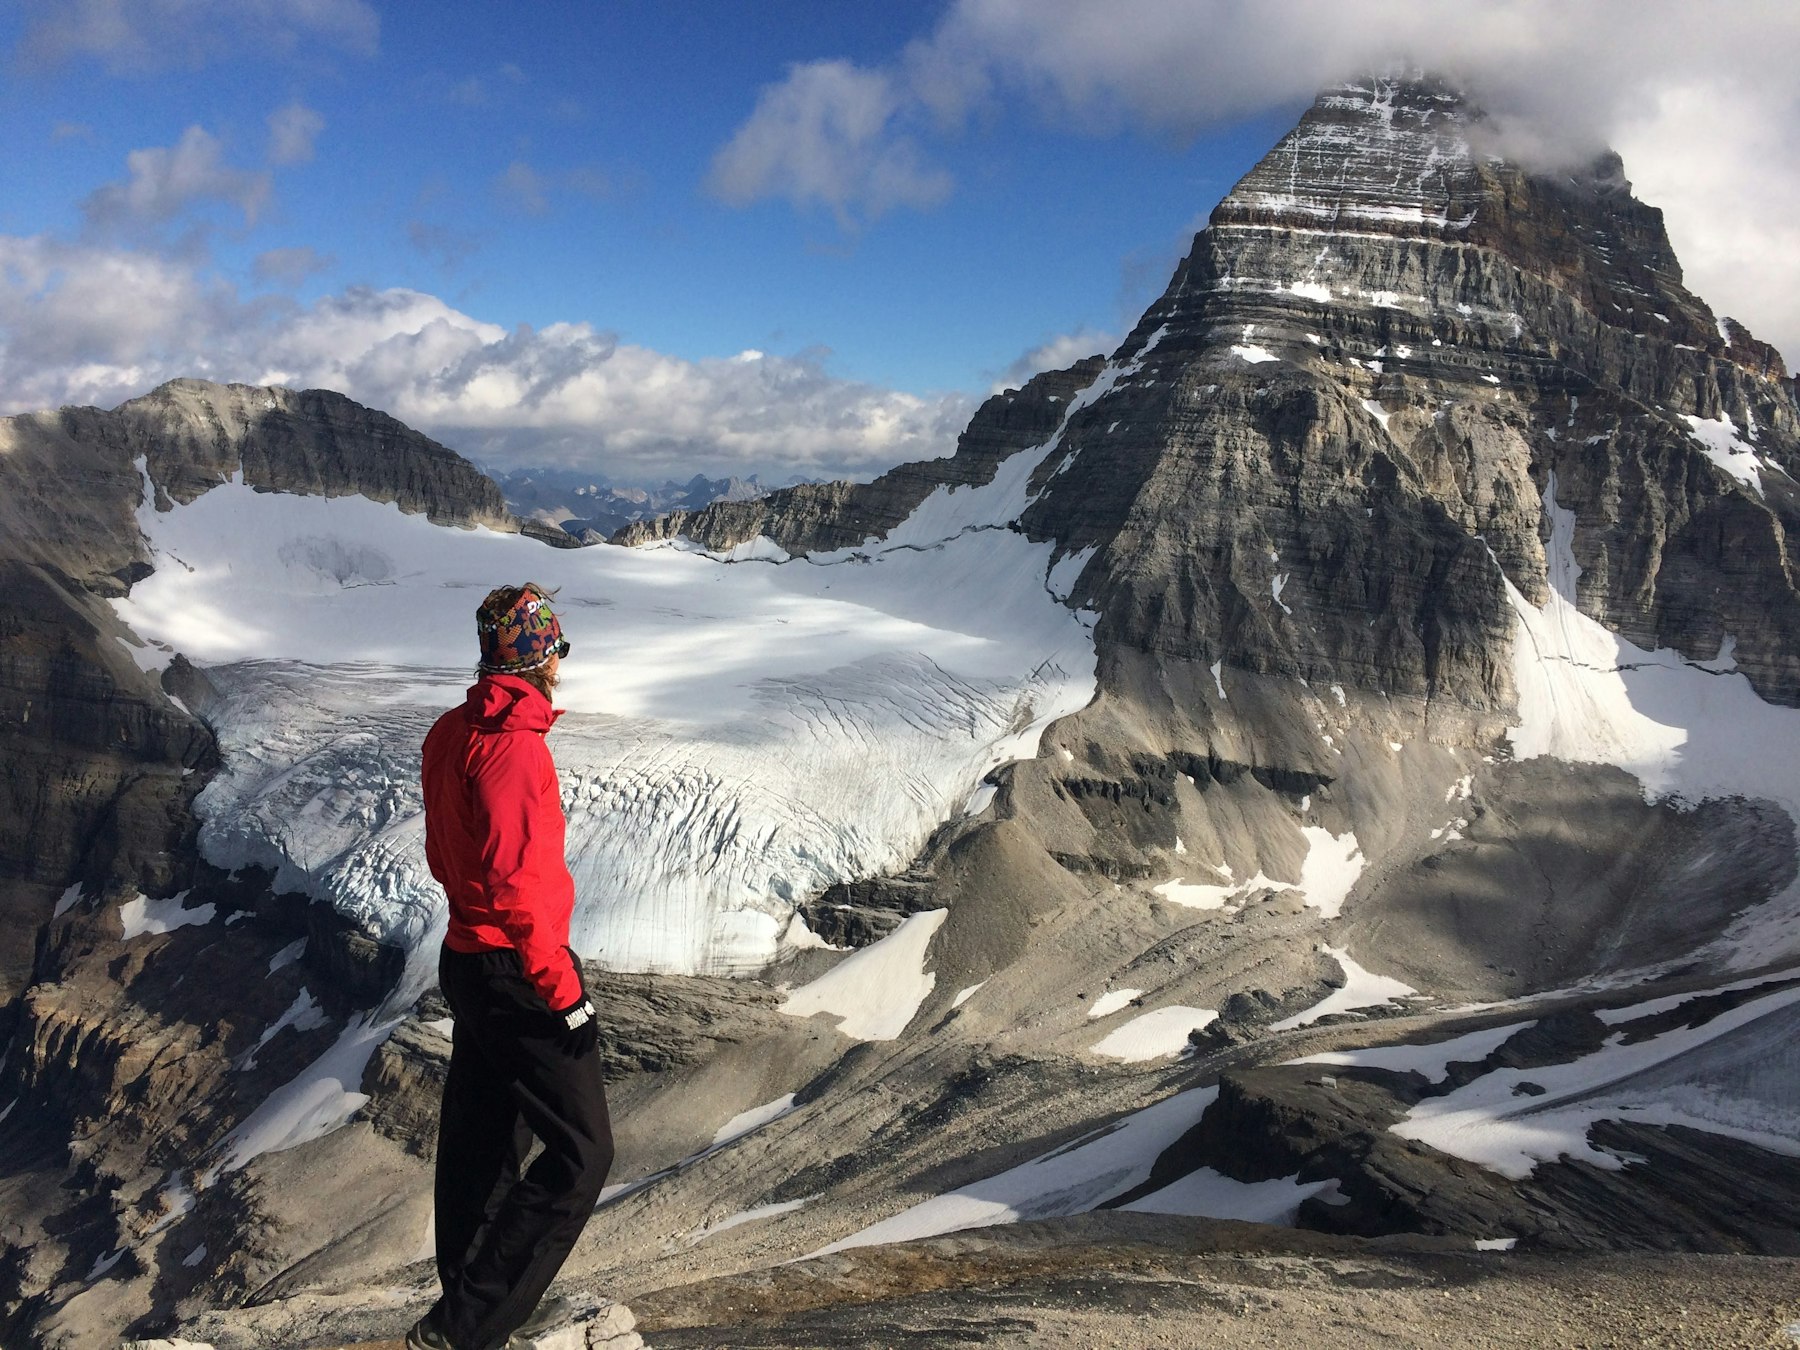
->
xmin=111 ymin=467 xmax=1097 ymax=985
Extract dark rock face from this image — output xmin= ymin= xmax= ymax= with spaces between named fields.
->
xmin=797 ymin=872 xmax=939 ymax=948
xmin=113 ymin=379 xmax=512 ymax=529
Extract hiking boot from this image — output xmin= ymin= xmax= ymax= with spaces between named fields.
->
xmin=506 ymin=1295 xmax=576 ymax=1347
xmin=405 ymin=1311 xmax=459 ymax=1350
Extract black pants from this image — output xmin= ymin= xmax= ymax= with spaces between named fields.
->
xmin=435 ymin=945 xmax=613 ymax=1350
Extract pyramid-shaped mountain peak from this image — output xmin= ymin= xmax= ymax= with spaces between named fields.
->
xmin=634 ymin=76 xmax=1799 ymax=716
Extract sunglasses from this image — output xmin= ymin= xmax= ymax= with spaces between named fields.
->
xmin=552 ymin=637 xmax=571 ymax=659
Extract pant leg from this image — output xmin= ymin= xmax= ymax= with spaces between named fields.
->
xmin=436 ymin=948 xmax=613 ymax=1350
xmin=433 ymin=955 xmax=533 ymax=1293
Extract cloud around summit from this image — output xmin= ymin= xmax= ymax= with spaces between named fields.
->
xmin=711 ymin=0 xmax=1800 ymax=364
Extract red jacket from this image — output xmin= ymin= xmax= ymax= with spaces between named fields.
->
xmin=422 ymin=674 xmax=583 ymax=1011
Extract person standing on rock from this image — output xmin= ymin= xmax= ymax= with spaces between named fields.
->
xmin=412 ymin=582 xmax=614 ymax=1350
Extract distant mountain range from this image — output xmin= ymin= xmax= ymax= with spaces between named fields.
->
xmin=490 ymin=466 xmax=784 ymax=543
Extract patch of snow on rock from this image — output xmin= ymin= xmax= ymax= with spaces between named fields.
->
xmin=1268 ymin=946 xmax=1416 ymax=1031
xmin=210 ymin=1013 xmax=393 ymax=1177
xmin=1087 ymin=989 xmax=1143 ymax=1019
xmin=120 ymin=891 xmax=216 ymax=940
xmin=1392 ymin=983 xmax=1800 ymax=1178
xmin=1046 ymin=544 xmax=1097 ymax=600
xmin=687 ymin=1195 xmax=814 ymax=1244
xmin=710 ymin=1093 xmax=798 ymax=1149
xmin=1091 ymin=1005 xmax=1218 ymax=1061
xmin=238 ymin=988 xmax=330 ymax=1070
xmin=1295 ymin=827 xmax=1365 ymax=918
xmin=1506 ymin=474 xmax=1800 ymax=966
xmin=1683 ymin=413 xmax=1770 ymax=497
xmin=1122 ymin=1167 xmax=1337 ymax=1224
xmin=781 ymin=909 xmax=947 ymax=1041
xmin=1286 ymin=1021 xmax=1533 ymax=1085
xmin=816 ymin=1087 xmax=1221 ymax=1253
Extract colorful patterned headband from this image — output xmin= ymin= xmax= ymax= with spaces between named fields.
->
xmin=476 ymin=583 xmax=568 ymax=673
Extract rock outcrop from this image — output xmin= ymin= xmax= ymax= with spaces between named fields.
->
xmin=1047 ymin=77 xmax=1797 ymax=706
xmin=0 ymin=380 xmax=529 ymax=1346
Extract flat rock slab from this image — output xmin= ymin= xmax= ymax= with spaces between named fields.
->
xmin=630 ymin=1216 xmax=1800 ymax=1349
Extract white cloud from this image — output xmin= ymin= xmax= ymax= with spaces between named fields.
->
xmin=1614 ymin=83 xmax=1800 ymax=377
xmin=0 ymin=238 xmax=971 ymax=482
xmin=82 ymin=125 xmax=271 ymax=231
xmin=989 ymin=328 xmax=1115 ymax=394
xmin=714 ymin=0 xmax=1800 ymax=364
xmin=708 ymin=59 xmax=952 ymax=226
xmin=16 ymin=0 xmax=378 ymax=73
xmin=267 ymin=102 xmax=324 ymax=166
xmin=0 ymin=235 xmax=251 ymax=410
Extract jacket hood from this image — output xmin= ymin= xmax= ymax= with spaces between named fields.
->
xmin=464 ymin=673 xmax=562 ymax=733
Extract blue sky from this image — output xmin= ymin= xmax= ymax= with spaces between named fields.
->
xmin=4 ymin=2 xmax=1797 ymax=484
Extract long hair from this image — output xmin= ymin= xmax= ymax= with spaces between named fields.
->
xmin=475 ymin=662 xmax=559 ymax=702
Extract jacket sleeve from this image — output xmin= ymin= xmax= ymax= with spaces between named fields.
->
xmin=468 ymin=731 xmax=584 ymax=1012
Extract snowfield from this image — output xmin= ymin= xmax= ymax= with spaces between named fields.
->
xmin=113 ymin=465 xmax=1097 ymax=987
